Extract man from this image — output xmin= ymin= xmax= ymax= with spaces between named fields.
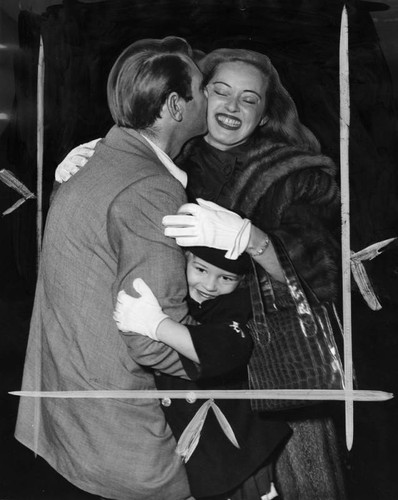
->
xmin=15 ymin=37 xmax=206 ymax=500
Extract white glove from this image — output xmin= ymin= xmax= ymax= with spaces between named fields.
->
xmin=162 ymin=198 xmax=252 ymax=260
xmin=113 ymin=279 xmax=169 ymax=340
xmin=55 ymin=138 xmax=101 ymax=183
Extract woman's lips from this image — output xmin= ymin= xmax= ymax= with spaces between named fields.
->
xmin=215 ymin=113 xmax=241 ymax=130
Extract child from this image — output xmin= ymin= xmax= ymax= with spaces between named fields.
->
xmin=114 ymin=247 xmax=290 ymax=500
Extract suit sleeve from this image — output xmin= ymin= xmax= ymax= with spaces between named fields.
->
xmin=107 ymin=172 xmax=191 ymax=378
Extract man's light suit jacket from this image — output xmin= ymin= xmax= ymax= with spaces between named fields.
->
xmin=15 ymin=126 xmax=192 ymax=500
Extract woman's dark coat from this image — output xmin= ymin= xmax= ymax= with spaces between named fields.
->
xmin=179 ymin=137 xmax=341 ymax=302
xmin=177 ymin=136 xmax=347 ymax=500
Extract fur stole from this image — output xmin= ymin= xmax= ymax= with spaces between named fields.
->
xmin=228 ymin=141 xmax=340 ymax=301
xmin=229 ymin=141 xmax=337 ymax=218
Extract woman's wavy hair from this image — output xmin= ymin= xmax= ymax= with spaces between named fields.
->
xmin=107 ymin=37 xmax=195 ymax=130
xmin=198 ymin=48 xmax=320 ymax=153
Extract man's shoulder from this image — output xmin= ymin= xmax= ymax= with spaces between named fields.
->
xmin=99 ymin=128 xmax=184 ymax=185
xmin=99 ymin=128 xmax=160 ymax=172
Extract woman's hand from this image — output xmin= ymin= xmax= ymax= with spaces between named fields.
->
xmin=113 ymin=279 xmax=169 ymax=340
xmin=55 ymin=138 xmax=101 ymax=183
xmin=162 ymin=198 xmax=252 ymax=259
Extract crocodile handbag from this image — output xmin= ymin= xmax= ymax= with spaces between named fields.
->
xmin=247 ymin=235 xmax=345 ymax=411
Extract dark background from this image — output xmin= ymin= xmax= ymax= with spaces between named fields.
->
xmin=0 ymin=1 xmax=397 ymax=499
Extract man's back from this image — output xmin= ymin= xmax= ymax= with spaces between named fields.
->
xmin=15 ymin=126 xmax=191 ymax=500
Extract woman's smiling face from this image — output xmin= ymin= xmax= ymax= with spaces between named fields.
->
xmin=204 ymin=61 xmax=268 ymax=151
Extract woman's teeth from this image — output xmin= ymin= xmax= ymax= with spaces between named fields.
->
xmin=216 ymin=114 xmax=241 ymax=129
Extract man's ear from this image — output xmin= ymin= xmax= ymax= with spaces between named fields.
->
xmin=166 ymin=92 xmax=183 ymax=122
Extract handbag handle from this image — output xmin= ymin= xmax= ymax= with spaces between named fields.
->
xmin=249 ymin=234 xmax=319 ymax=340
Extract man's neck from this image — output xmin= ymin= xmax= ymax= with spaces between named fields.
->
xmin=142 ymin=123 xmax=187 ymax=160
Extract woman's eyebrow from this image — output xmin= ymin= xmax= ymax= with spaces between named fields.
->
xmin=242 ymin=90 xmax=262 ymax=98
xmin=212 ymin=81 xmax=231 ymax=88
xmin=212 ymin=82 xmax=261 ymax=98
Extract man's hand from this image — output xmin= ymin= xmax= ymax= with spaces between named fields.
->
xmin=55 ymin=138 xmax=101 ymax=183
xmin=113 ymin=279 xmax=169 ymax=340
xmin=162 ymin=198 xmax=252 ymax=259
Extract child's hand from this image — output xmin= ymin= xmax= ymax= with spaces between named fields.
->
xmin=113 ymin=279 xmax=169 ymax=340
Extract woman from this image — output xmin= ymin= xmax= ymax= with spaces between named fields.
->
xmin=56 ymin=47 xmax=346 ymax=499
xmin=175 ymin=48 xmax=345 ymax=500
xmin=179 ymin=49 xmax=340 ymax=301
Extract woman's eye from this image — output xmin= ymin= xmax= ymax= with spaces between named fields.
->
xmin=195 ymin=266 xmax=206 ymax=274
xmin=214 ymin=90 xmax=228 ymax=97
xmin=242 ymin=98 xmax=257 ymax=105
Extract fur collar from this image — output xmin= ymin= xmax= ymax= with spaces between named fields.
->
xmin=229 ymin=141 xmax=336 ymax=216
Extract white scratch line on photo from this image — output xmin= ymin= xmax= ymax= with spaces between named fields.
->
xmin=9 ymin=389 xmax=393 ymax=402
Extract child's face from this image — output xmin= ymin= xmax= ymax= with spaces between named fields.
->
xmin=186 ymin=252 xmax=243 ymax=304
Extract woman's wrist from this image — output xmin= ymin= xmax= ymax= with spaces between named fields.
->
xmin=245 ymin=226 xmax=285 ymax=282
xmin=246 ymin=226 xmax=270 ymax=257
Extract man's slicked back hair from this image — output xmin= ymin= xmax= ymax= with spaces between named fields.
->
xmin=107 ymin=37 xmax=195 ymax=130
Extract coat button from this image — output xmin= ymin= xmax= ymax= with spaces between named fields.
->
xmin=161 ymin=398 xmax=171 ymax=407
xmin=186 ymin=391 xmax=197 ymax=404
xmin=223 ymin=165 xmax=232 ymax=175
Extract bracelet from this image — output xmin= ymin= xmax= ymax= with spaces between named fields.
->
xmin=247 ymin=234 xmax=270 ymax=257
